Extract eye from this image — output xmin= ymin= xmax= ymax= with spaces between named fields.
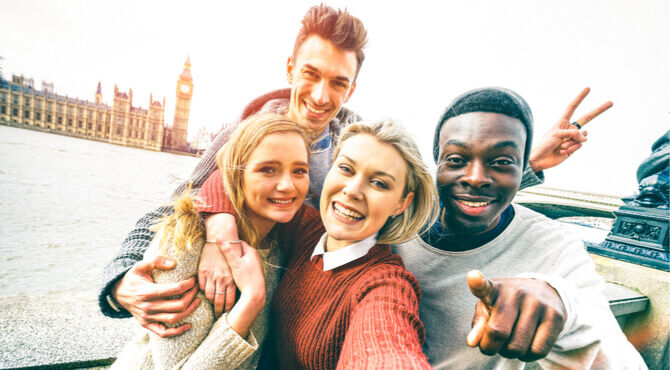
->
xmin=338 ymin=163 xmax=354 ymax=175
xmin=304 ymin=70 xmax=319 ymax=79
xmin=294 ymin=167 xmax=308 ymax=176
xmin=371 ymin=179 xmax=389 ymax=190
xmin=441 ymin=155 xmax=466 ymax=168
xmin=259 ymin=166 xmax=276 ymax=175
xmin=332 ymin=80 xmax=348 ymax=90
xmin=491 ymin=157 xmax=516 ymax=168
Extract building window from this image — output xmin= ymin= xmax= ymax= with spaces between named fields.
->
xmin=13 ymin=95 xmax=18 ymax=104
xmin=1 ymin=105 xmax=5 ymax=114
xmin=97 ymin=124 xmax=102 ymax=131
xmin=68 ymin=106 xmax=73 ymax=114
xmin=151 ymin=134 xmax=156 ymax=141
xmin=57 ymin=116 xmax=62 ymax=124
xmin=116 ymin=127 xmax=121 ymax=135
xmin=25 ymin=98 xmax=30 ymax=107
xmin=78 ymin=108 xmax=83 ymax=115
xmin=47 ymin=102 xmax=52 ymax=110
xmin=1 ymin=92 xmax=6 ymax=102
xmin=77 ymin=120 xmax=82 ymax=128
xmin=24 ymin=110 xmax=30 ymax=119
xmin=12 ymin=108 xmax=18 ymax=116
xmin=68 ymin=118 xmax=72 ymax=126
xmin=36 ymin=112 xmax=41 ymax=121
xmin=87 ymin=121 xmax=92 ymax=129
xmin=58 ymin=105 xmax=63 ymax=113
xmin=47 ymin=114 xmax=52 ymax=123
xmin=36 ymin=100 xmax=42 ymax=109
xmin=98 ymin=112 xmax=103 ymax=120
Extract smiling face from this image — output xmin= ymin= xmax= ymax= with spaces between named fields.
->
xmin=437 ymin=112 xmax=526 ymax=235
xmin=286 ymin=35 xmax=358 ymax=135
xmin=320 ymin=134 xmax=413 ymax=252
xmin=243 ymin=132 xmax=310 ymax=233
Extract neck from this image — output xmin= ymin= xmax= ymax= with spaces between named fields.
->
xmin=325 ymin=235 xmax=352 ymax=252
xmin=249 ymin=215 xmax=276 ymax=242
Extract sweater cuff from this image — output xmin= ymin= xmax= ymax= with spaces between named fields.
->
xmin=98 ymin=262 xmax=134 ymax=318
xmin=206 ymin=312 xmax=259 ymax=366
xmin=520 ymin=167 xmax=544 ymax=190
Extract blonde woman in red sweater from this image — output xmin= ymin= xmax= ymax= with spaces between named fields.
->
xmin=200 ymin=118 xmax=438 ymax=369
xmin=111 ymin=113 xmax=312 ymax=369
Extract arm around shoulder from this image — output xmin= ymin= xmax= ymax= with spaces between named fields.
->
xmin=99 ymin=204 xmax=173 ymax=317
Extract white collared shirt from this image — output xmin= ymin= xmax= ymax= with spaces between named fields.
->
xmin=311 ymin=233 xmax=379 ymax=271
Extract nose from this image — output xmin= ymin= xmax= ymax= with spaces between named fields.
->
xmin=276 ymin=171 xmax=297 ymax=192
xmin=311 ymin=80 xmax=329 ymax=106
xmin=461 ymin=160 xmax=492 ymax=188
xmin=342 ymin=176 xmax=364 ymax=200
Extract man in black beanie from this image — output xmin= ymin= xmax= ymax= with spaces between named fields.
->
xmin=394 ymin=87 xmax=645 ymax=369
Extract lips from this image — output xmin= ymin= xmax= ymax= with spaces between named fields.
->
xmin=268 ymin=198 xmax=297 ymax=208
xmin=332 ymin=201 xmax=365 ymax=222
xmin=304 ymin=100 xmax=328 ymax=116
xmin=452 ymin=196 xmax=496 ymax=216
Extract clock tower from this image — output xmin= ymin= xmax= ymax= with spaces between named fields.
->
xmin=170 ymin=55 xmax=193 ymax=152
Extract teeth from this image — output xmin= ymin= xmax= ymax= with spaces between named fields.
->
xmin=333 ymin=202 xmax=364 ymax=221
xmin=458 ymin=200 xmax=491 ymax=207
xmin=270 ymin=199 xmax=292 ymax=204
xmin=305 ymin=102 xmax=326 ymax=114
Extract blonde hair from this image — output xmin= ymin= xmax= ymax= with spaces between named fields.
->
xmin=152 ymin=188 xmax=205 ymax=255
xmin=333 ymin=118 xmax=438 ymax=244
xmin=215 ymin=113 xmax=309 ymax=248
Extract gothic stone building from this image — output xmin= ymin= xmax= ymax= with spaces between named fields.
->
xmin=0 ymin=57 xmax=193 ymax=152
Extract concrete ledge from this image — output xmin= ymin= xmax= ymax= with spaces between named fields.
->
xmin=0 ymin=293 xmax=134 ymax=369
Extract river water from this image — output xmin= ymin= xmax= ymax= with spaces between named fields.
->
xmin=0 ymin=126 xmax=199 ymax=295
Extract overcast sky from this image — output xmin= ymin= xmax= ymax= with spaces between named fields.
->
xmin=1 ymin=0 xmax=668 ymax=195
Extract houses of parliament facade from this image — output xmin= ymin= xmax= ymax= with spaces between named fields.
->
xmin=0 ymin=57 xmax=194 ymax=153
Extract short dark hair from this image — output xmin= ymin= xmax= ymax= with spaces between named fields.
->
xmin=293 ymin=4 xmax=368 ymax=79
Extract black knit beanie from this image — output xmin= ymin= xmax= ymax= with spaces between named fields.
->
xmin=432 ymin=87 xmax=534 ymax=169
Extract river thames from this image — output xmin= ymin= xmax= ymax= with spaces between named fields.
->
xmin=0 ymin=126 xmax=199 ymax=295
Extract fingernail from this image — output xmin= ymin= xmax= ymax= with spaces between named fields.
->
xmin=467 ymin=328 xmax=477 ymax=346
xmin=467 ymin=321 xmax=483 ymax=346
xmin=165 ymin=259 xmax=175 ymax=267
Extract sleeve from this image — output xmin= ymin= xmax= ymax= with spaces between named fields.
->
xmin=336 ymin=266 xmax=431 ymax=370
xmin=98 ymin=204 xmax=173 ymax=318
xmin=517 ymin=240 xmax=646 ymax=369
xmin=179 ymin=312 xmax=261 ymax=370
xmin=98 ymin=123 xmax=238 ymax=318
xmin=520 ymin=166 xmax=544 ymax=190
xmin=196 ymin=168 xmax=236 ymax=215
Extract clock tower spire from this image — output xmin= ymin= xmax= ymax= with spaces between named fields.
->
xmin=169 ymin=55 xmax=193 ymax=152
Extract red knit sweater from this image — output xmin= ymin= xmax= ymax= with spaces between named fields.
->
xmin=198 ymin=169 xmax=430 ymax=369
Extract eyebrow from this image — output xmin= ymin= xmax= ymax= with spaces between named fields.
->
xmin=303 ymin=64 xmax=351 ymax=84
xmin=441 ymin=140 xmax=521 ymax=151
xmin=340 ymin=155 xmax=397 ymax=182
xmin=254 ymin=160 xmax=309 ymax=167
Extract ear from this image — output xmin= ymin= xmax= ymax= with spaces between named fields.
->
xmin=394 ymin=191 xmax=415 ymax=216
xmin=286 ymin=56 xmax=294 ymax=84
xmin=344 ymin=81 xmax=357 ymax=103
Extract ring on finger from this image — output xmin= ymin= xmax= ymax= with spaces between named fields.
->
xmin=571 ymin=121 xmax=582 ymax=129
xmin=215 ymin=290 xmax=226 ymax=295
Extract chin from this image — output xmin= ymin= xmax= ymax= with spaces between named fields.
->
xmin=447 ymin=218 xmax=493 ymax=236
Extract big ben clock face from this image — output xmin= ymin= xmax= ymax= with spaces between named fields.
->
xmin=180 ymin=84 xmax=190 ymax=94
